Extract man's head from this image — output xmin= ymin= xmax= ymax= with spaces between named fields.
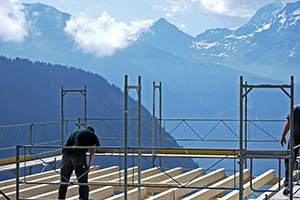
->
xmin=86 ymin=126 xmax=95 ymax=133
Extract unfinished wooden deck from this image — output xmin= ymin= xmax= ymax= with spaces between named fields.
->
xmin=1 ymin=165 xmax=297 ymax=200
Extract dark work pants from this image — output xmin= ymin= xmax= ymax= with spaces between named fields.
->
xmin=284 ymin=137 xmax=300 ymax=186
xmin=58 ymin=151 xmax=89 ymax=200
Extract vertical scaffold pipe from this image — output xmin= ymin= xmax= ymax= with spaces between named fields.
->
xmin=244 ymin=81 xmax=248 ymax=169
xmin=124 ymin=75 xmax=128 ymax=200
xmin=61 ymin=86 xmax=64 ymax=146
xmin=288 ymin=76 xmax=294 ymax=200
xmin=16 ymin=145 xmax=20 ymax=200
xmin=159 ymin=82 xmax=162 ymax=167
xmin=84 ymin=85 xmax=87 ymax=125
xmin=138 ymin=76 xmax=142 ymax=200
xmin=239 ymin=76 xmax=244 ymax=200
xmin=152 ymin=81 xmax=156 ymax=167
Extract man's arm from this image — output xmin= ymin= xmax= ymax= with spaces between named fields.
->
xmin=281 ymin=119 xmax=290 ymax=146
xmin=87 ymin=144 xmax=97 ymax=169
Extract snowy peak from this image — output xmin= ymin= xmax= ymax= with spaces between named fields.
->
xmin=272 ymin=1 xmax=300 ymax=33
xmin=232 ymin=2 xmax=285 ymax=37
xmin=195 ymin=28 xmax=232 ymax=42
xmin=24 ymin=3 xmax=70 ymax=38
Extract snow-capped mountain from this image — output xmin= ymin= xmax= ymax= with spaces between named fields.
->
xmin=0 ymin=2 xmax=299 ymax=121
xmin=140 ymin=1 xmax=300 ymax=82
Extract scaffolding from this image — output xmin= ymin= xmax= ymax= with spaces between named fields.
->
xmin=0 ymin=75 xmax=297 ymax=200
xmin=239 ymin=76 xmax=295 ymax=200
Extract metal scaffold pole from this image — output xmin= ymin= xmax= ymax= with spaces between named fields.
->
xmin=288 ymin=76 xmax=294 ymax=200
xmin=124 ymin=75 xmax=128 ymax=200
xmin=239 ymin=76 xmax=294 ymax=200
xmin=152 ymin=81 xmax=162 ymax=167
xmin=124 ymin=75 xmax=142 ymax=200
xmin=239 ymin=76 xmax=244 ymax=200
xmin=61 ymin=85 xmax=87 ymax=144
xmin=137 ymin=76 xmax=142 ymax=200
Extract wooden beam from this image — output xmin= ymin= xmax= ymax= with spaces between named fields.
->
xmin=100 ymin=167 xmax=183 ymax=200
xmin=218 ymin=169 xmax=275 ymax=200
xmin=256 ymin=170 xmax=300 ymax=200
xmin=0 ymin=168 xmax=61 ymax=188
xmin=145 ymin=168 xmax=226 ymax=200
xmin=141 ymin=167 xmax=182 ymax=183
xmin=112 ymin=167 xmax=183 ymax=192
xmin=182 ymin=169 xmax=250 ymax=200
xmin=256 ymin=178 xmax=285 ymax=200
xmin=1 ymin=166 xmax=103 ymax=195
xmin=65 ymin=186 xmax=114 ymax=200
xmin=0 ymin=155 xmax=62 ymax=172
xmin=58 ymin=166 xmax=137 ymax=200
xmin=23 ymin=166 xmax=121 ymax=200
xmin=105 ymin=187 xmax=148 ymax=200
xmin=112 ymin=167 xmax=161 ymax=184
xmin=148 ymin=168 xmax=205 ymax=193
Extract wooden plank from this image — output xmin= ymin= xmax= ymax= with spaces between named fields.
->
xmin=111 ymin=167 xmax=161 ymax=184
xmin=141 ymin=167 xmax=182 ymax=183
xmin=101 ymin=167 xmax=183 ymax=200
xmin=145 ymin=168 xmax=226 ymax=200
xmin=0 ymin=166 xmax=101 ymax=194
xmin=256 ymin=178 xmax=285 ymax=200
xmin=64 ymin=166 xmax=138 ymax=199
xmin=65 ymin=186 xmax=114 ymax=200
xmin=0 ymin=155 xmax=62 ymax=172
xmin=1 ymin=173 xmax=61 ymax=194
xmin=4 ymin=166 xmax=118 ymax=200
xmin=218 ymin=169 xmax=275 ymax=200
xmin=147 ymin=168 xmax=205 ymax=193
xmin=162 ymin=168 xmax=205 ymax=184
xmin=182 ymin=169 xmax=250 ymax=200
xmin=104 ymin=187 xmax=148 ymax=200
xmin=27 ymin=166 xmax=135 ymax=199
xmin=257 ymin=170 xmax=300 ymax=200
xmin=0 ymin=168 xmax=61 ymax=188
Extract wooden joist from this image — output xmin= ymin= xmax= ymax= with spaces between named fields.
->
xmin=28 ymin=166 xmax=124 ymax=199
xmin=145 ymin=168 xmax=226 ymax=200
xmin=218 ymin=169 xmax=275 ymax=200
xmin=256 ymin=170 xmax=300 ymax=200
xmin=0 ymin=155 xmax=62 ymax=173
xmin=0 ymin=165 xmax=290 ymax=200
xmin=182 ymin=169 xmax=250 ymax=200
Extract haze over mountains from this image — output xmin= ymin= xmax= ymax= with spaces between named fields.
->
xmin=0 ymin=1 xmax=299 ymax=121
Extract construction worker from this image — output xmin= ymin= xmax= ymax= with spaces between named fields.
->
xmin=280 ymin=105 xmax=300 ymax=195
xmin=58 ymin=126 xmax=100 ymax=200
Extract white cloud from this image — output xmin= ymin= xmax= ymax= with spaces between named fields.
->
xmin=154 ymin=0 xmax=298 ymax=18
xmin=0 ymin=0 xmax=29 ymax=42
xmin=200 ymin=0 xmax=255 ymax=18
xmin=64 ymin=11 xmax=153 ymax=57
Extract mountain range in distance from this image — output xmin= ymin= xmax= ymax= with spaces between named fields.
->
xmin=0 ymin=1 xmax=299 ymax=120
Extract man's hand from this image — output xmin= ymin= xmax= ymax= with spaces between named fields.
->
xmin=280 ymin=136 xmax=286 ymax=147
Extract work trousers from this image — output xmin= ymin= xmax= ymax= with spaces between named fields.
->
xmin=284 ymin=136 xmax=300 ymax=186
xmin=58 ymin=151 xmax=89 ymax=200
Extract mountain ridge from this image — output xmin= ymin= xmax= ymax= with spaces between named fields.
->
xmin=0 ymin=2 xmax=299 ymax=121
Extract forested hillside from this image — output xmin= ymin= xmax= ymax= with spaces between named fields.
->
xmin=0 ymin=56 xmax=198 ymax=176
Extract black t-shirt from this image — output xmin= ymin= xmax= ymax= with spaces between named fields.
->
xmin=63 ymin=129 xmax=100 ymax=153
xmin=287 ymin=105 xmax=300 ymax=136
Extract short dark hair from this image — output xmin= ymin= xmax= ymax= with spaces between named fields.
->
xmin=86 ymin=126 xmax=95 ymax=133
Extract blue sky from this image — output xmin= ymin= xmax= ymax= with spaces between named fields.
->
xmin=1 ymin=0 xmax=298 ymax=57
